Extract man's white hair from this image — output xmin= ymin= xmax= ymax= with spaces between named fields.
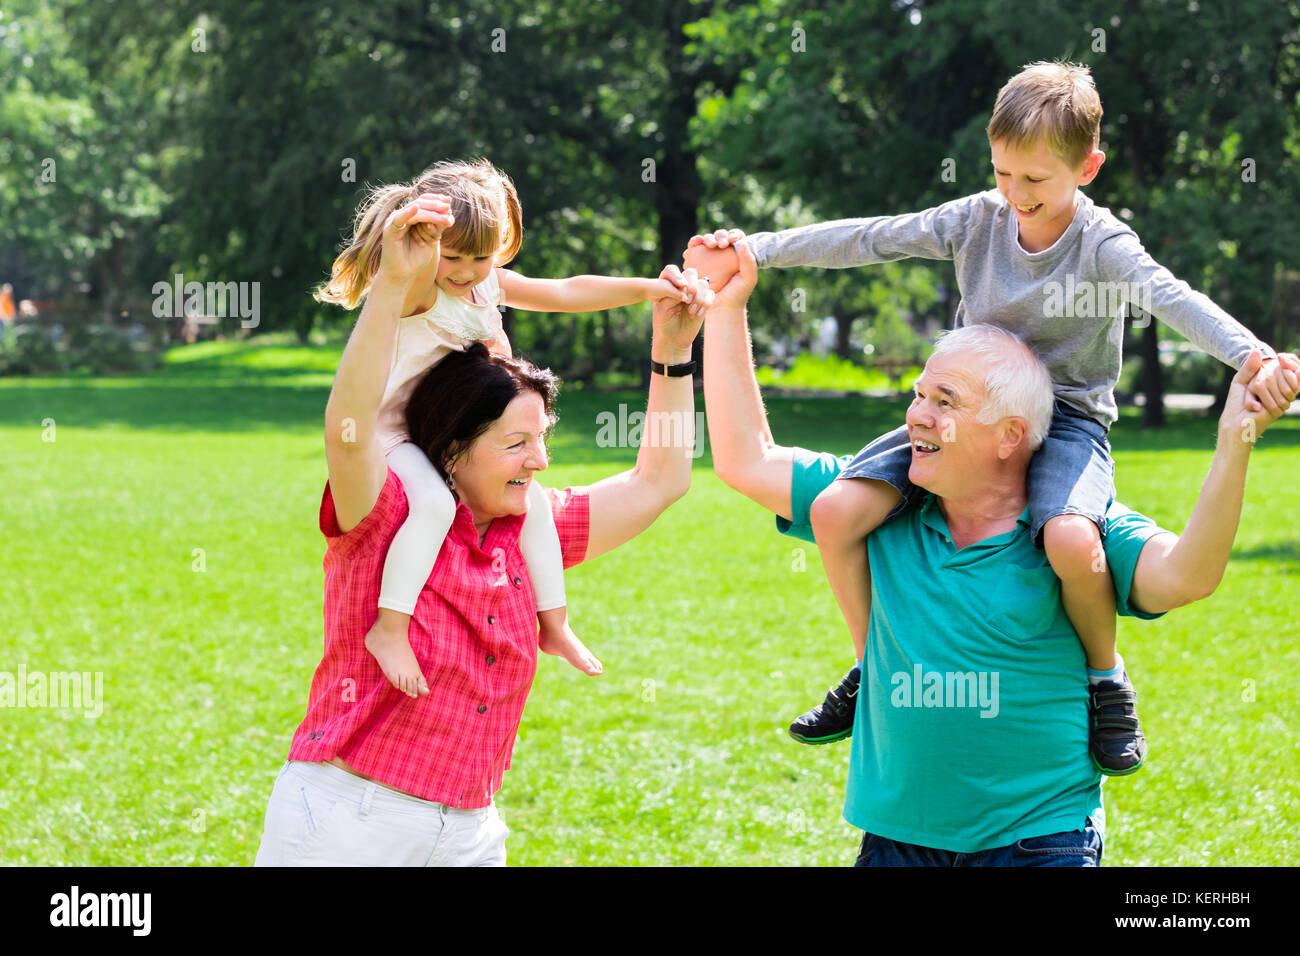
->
xmin=931 ymin=324 xmax=1055 ymax=450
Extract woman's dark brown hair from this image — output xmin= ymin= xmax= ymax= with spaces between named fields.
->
xmin=405 ymin=343 xmax=559 ymax=482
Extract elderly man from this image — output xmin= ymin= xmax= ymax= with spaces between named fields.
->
xmin=703 ymin=245 xmax=1299 ymax=866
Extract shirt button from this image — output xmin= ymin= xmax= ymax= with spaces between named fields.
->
xmin=512 ymin=576 xmax=522 ymax=587
xmin=487 ymin=615 xmax=496 ymax=625
xmin=486 ymin=655 xmax=495 ymax=665
xmin=477 ymin=704 xmax=487 ymax=714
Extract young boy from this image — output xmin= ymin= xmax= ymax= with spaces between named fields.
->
xmin=685 ymin=61 xmax=1297 ymax=775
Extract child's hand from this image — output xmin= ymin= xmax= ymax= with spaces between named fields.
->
xmin=377 ymin=193 xmax=454 ymax=285
xmin=687 ymin=228 xmax=746 ymax=250
xmin=683 ymin=243 xmax=742 ymax=292
xmin=644 ymin=275 xmax=689 ymax=305
xmin=1244 ymin=353 xmax=1300 ymax=414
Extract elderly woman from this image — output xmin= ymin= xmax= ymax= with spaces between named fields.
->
xmin=254 ymin=195 xmax=712 ymax=866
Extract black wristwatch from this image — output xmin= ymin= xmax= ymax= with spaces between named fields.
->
xmin=651 ymin=359 xmax=697 ymax=377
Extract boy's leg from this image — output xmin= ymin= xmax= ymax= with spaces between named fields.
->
xmin=1043 ymin=514 xmax=1118 ymax=665
xmin=809 ymin=478 xmax=900 ymax=664
xmin=790 ymin=425 xmax=913 ymax=745
xmin=1031 ymin=405 xmax=1144 ymax=776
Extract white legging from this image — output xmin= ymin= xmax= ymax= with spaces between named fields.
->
xmin=378 ymin=442 xmax=566 ymax=616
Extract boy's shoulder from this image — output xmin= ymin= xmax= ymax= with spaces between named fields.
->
xmin=923 ymin=189 xmax=1008 ymax=234
xmin=949 ymin=188 xmax=1006 ymax=217
xmin=1074 ymin=191 xmax=1140 ymax=243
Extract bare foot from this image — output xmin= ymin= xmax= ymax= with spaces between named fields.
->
xmin=364 ymin=608 xmax=430 ymax=698
xmin=538 ymin=615 xmax=602 ymax=676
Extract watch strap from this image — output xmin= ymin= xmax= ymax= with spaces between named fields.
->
xmin=651 ymin=359 xmax=697 ymax=377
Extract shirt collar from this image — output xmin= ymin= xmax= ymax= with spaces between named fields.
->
xmin=918 ymin=493 xmax=1032 ymax=546
xmin=450 ymin=500 xmax=525 ymax=554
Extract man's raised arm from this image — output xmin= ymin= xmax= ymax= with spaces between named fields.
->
xmin=702 ymin=243 xmax=796 ymax=520
xmin=1130 ymin=352 xmax=1299 ymax=614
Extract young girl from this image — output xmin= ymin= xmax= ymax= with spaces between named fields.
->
xmin=316 ymin=158 xmax=684 ymax=697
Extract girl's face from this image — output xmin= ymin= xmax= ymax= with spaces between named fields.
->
xmin=435 ymin=244 xmax=495 ymax=299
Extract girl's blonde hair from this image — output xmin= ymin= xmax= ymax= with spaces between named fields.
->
xmin=315 ymin=158 xmax=523 ymax=308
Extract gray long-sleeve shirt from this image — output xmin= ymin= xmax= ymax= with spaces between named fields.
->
xmin=743 ymin=189 xmax=1272 ymax=427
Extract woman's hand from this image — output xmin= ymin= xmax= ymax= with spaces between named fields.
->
xmin=651 ymin=265 xmax=713 ymax=354
xmin=376 ymin=193 xmax=455 ymax=286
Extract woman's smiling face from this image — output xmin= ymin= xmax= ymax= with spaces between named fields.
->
xmin=449 ymin=390 xmax=551 ymax=524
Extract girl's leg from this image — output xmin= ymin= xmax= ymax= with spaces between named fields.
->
xmin=367 ymin=443 xmax=456 ymax=697
xmin=791 ymin=426 xmax=913 ymax=745
xmin=521 ymin=482 xmax=601 ymax=676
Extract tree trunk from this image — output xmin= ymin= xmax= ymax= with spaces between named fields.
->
xmin=835 ymin=312 xmax=855 ymax=360
xmin=657 ymin=0 xmax=702 ymax=378
xmin=1140 ymin=319 xmax=1165 ymax=428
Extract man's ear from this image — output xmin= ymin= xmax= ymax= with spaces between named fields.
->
xmin=998 ymin=417 xmax=1029 ymax=460
xmin=1077 ymin=149 xmax=1105 ymax=186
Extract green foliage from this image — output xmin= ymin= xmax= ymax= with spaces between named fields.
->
xmin=756 ymin=352 xmax=920 ymax=392
xmin=0 ymin=321 xmax=163 ymax=376
xmin=2 ymin=0 xmax=1298 ymax=409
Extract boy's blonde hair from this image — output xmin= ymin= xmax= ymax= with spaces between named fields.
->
xmin=986 ymin=61 xmax=1102 ymax=169
xmin=316 ymin=158 xmax=523 ymax=309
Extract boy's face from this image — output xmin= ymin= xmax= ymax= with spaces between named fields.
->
xmin=990 ymin=138 xmax=1104 ymax=250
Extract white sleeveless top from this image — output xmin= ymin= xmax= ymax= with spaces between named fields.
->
xmin=376 ymin=269 xmax=504 ymax=453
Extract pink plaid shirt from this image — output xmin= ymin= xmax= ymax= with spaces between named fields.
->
xmin=286 ymin=467 xmax=589 ymax=808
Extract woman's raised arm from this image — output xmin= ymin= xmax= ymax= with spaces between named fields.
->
xmin=324 ymin=195 xmax=452 ymax=531
xmin=584 ymin=267 xmax=711 ymax=559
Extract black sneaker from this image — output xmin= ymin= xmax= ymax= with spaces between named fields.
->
xmin=789 ymin=665 xmax=860 ymax=744
xmin=1089 ymin=675 xmax=1147 ymax=775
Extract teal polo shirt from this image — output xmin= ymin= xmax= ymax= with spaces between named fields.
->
xmin=777 ymin=447 xmax=1168 ymax=853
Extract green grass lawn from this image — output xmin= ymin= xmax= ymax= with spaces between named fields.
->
xmin=1 ymin=340 xmax=1297 ymax=865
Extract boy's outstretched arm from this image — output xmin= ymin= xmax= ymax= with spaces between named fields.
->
xmin=1129 ymin=352 xmax=1299 ymax=614
xmin=732 ymin=196 xmax=976 ymax=271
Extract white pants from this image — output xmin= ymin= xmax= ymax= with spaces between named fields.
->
xmin=253 ymin=761 xmax=509 ymax=867
xmin=380 ymin=441 xmax=566 ymax=615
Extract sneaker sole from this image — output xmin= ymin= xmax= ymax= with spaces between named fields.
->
xmin=788 ymin=727 xmax=853 ymax=745
xmin=1092 ymin=752 xmax=1146 ymax=776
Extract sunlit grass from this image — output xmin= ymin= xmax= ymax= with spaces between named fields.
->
xmin=1 ymin=341 xmax=1296 ymax=865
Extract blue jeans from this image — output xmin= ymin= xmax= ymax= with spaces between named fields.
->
xmin=854 ymin=819 xmax=1102 ymax=867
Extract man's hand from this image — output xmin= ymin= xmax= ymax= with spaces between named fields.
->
xmin=1244 ymin=351 xmax=1300 ymax=414
xmin=1222 ymin=351 xmax=1299 ymax=448
xmin=709 ymin=240 xmax=759 ymax=313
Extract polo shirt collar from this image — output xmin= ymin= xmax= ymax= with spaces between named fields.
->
xmin=917 ymin=492 xmax=1032 ymax=553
